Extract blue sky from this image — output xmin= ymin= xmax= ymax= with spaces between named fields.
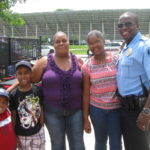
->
xmin=11 ymin=0 xmax=150 ymax=13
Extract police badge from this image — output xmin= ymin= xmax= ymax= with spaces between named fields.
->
xmin=126 ymin=48 xmax=132 ymax=56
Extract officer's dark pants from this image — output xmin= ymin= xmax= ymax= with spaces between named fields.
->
xmin=121 ymin=107 xmax=150 ymax=150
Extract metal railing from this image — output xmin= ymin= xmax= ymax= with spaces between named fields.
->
xmin=0 ymin=37 xmax=41 ymax=79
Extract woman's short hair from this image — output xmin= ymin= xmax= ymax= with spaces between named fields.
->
xmin=119 ymin=12 xmax=139 ymax=24
xmin=53 ymin=31 xmax=68 ymax=42
xmin=87 ymin=30 xmax=104 ymax=42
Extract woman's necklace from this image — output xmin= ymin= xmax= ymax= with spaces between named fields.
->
xmin=94 ymin=53 xmax=107 ymax=64
xmin=54 ymin=53 xmax=72 ymax=71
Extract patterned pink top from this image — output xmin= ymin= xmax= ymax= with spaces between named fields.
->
xmin=82 ymin=54 xmax=121 ymax=110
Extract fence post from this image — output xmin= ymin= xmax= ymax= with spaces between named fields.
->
xmin=8 ymin=38 xmax=11 ymax=65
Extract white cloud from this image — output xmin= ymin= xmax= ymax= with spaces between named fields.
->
xmin=11 ymin=0 xmax=150 ymax=13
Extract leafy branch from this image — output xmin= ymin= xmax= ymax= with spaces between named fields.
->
xmin=0 ymin=0 xmax=26 ymax=26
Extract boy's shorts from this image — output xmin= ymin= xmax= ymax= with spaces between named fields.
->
xmin=18 ymin=127 xmax=45 ymax=150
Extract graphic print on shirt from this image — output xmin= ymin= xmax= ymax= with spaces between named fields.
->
xmin=18 ymin=94 xmax=41 ymax=129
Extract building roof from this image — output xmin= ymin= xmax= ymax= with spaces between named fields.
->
xmin=1 ymin=9 xmax=150 ymax=41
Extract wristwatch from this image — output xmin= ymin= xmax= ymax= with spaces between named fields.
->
xmin=142 ymin=108 xmax=150 ymax=115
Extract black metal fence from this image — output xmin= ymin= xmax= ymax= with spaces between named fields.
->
xmin=0 ymin=37 xmax=41 ymax=79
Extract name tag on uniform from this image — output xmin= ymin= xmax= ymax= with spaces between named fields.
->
xmin=126 ymin=48 xmax=132 ymax=56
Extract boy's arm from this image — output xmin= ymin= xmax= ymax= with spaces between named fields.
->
xmin=11 ymin=110 xmax=16 ymax=126
xmin=7 ymin=56 xmax=47 ymax=92
xmin=7 ymin=80 xmax=19 ymax=92
xmin=11 ymin=110 xmax=23 ymax=148
xmin=40 ymin=107 xmax=44 ymax=126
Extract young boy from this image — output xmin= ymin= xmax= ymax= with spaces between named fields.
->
xmin=0 ymin=88 xmax=16 ymax=150
xmin=9 ymin=60 xmax=45 ymax=150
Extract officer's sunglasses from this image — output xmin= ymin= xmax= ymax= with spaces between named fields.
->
xmin=118 ymin=22 xmax=135 ymax=28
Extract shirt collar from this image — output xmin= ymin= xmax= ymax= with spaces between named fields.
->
xmin=123 ymin=32 xmax=142 ymax=51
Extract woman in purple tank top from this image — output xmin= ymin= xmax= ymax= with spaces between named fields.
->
xmin=31 ymin=31 xmax=85 ymax=150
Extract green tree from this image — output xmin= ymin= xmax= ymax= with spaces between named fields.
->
xmin=0 ymin=0 xmax=26 ymax=26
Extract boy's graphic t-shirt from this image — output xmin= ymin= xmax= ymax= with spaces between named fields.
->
xmin=10 ymin=85 xmax=43 ymax=136
xmin=18 ymin=94 xmax=41 ymax=129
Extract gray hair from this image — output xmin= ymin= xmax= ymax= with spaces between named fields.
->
xmin=87 ymin=30 xmax=104 ymax=42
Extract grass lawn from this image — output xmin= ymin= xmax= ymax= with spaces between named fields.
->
xmin=69 ymin=45 xmax=88 ymax=55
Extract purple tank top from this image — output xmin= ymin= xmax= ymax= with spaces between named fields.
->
xmin=42 ymin=54 xmax=83 ymax=111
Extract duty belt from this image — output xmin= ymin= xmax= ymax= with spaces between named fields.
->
xmin=120 ymin=95 xmax=147 ymax=110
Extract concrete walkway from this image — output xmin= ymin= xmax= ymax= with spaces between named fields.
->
xmin=45 ymin=125 xmax=124 ymax=150
xmin=45 ymin=125 xmax=95 ymax=150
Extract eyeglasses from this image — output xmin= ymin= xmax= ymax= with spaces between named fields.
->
xmin=118 ymin=22 xmax=135 ymax=28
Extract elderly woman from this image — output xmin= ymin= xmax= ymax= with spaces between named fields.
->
xmin=8 ymin=31 xmax=85 ymax=150
xmin=82 ymin=30 xmax=122 ymax=150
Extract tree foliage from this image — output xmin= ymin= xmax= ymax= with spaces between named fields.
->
xmin=0 ymin=0 xmax=26 ymax=26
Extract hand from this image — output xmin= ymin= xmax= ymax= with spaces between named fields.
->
xmin=136 ymin=112 xmax=150 ymax=131
xmin=40 ymin=109 xmax=44 ymax=126
xmin=40 ymin=117 xmax=44 ymax=126
xmin=16 ymin=136 xmax=23 ymax=148
xmin=84 ymin=118 xmax=91 ymax=133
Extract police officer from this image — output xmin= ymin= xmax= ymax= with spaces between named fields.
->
xmin=117 ymin=12 xmax=150 ymax=150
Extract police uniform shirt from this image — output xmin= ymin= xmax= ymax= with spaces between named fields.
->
xmin=117 ymin=32 xmax=150 ymax=96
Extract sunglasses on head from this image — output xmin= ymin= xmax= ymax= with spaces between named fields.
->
xmin=118 ymin=22 xmax=135 ymax=28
